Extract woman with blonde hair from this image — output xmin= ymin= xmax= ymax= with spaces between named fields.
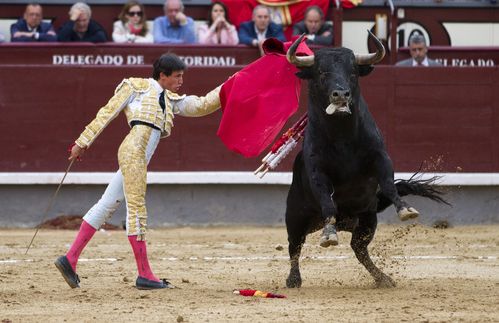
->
xmin=197 ymin=1 xmax=238 ymax=45
xmin=113 ymin=1 xmax=153 ymax=43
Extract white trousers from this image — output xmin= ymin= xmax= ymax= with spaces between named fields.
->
xmin=83 ymin=127 xmax=161 ymax=233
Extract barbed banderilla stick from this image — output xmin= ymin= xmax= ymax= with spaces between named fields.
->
xmin=25 ymin=159 xmax=75 ymax=255
xmin=254 ymin=114 xmax=308 ymax=178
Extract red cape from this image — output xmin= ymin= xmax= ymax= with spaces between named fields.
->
xmin=217 ymin=38 xmax=312 ymax=157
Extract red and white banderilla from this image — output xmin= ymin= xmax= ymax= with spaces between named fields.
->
xmin=254 ymin=114 xmax=308 ymax=178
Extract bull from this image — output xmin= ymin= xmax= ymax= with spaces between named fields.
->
xmin=284 ymin=31 xmax=448 ymax=288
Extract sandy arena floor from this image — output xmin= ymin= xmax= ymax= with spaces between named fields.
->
xmin=1 ymin=224 xmax=498 ymax=322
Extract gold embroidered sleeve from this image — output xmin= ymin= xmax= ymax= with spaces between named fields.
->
xmin=174 ymin=85 xmax=221 ymax=117
xmin=75 ymin=82 xmax=134 ymax=148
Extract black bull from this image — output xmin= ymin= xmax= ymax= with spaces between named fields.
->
xmin=284 ymin=32 xmax=448 ymax=288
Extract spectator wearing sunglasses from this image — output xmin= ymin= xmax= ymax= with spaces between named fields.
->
xmin=113 ymin=1 xmax=153 ymax=43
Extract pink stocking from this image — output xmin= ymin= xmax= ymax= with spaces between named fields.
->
xmin=128 ymin=236 xmax=160 ymax=282
xmin=66 ymin=220 xmax=97 ymax=271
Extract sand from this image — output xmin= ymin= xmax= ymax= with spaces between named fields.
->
xmin=1 ymin=224 xmax=498 ymax=322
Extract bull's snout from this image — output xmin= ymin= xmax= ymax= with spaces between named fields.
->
xmin=325 ymin=89 xmax=352 ymax=115
xmin=332 ymin=90 xmax=350 ymax=100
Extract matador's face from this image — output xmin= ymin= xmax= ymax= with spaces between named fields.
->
xmin=159 ymin=70 xmax=184 ymax=93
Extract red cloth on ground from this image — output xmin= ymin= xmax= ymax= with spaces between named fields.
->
xmin=66 ymin=220 xmax=96 ymax=271
xmin=235 ymin=289 xmax=286 ymax=298
xmin=217 ymin=37 xmax=312 ymax=157
xmin=128 ymin=236 xmax=160 ymax=282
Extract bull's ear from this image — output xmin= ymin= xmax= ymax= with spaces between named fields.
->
xmin=295 ymin=68 xmax=314 ymax=79
xmin=358 ymin=65 xmax=374 ymax=76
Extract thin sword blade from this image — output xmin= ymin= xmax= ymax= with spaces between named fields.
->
xmin=25 ymin=159 xmax=75 ymax=255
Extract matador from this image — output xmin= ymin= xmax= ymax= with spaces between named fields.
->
xmin=55 ymin=53 xmax=221 ymax=290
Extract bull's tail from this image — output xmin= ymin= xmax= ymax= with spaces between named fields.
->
xmin=376 ymin=174 xmax=451 ymax=213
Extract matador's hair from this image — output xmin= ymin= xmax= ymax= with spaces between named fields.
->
xmin=152 ymin=53 xmax=186 ymax=79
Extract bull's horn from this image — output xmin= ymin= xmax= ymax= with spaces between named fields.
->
xmin=286 ymin=34 xmax=315 ymax=67
xmin=354 ymin=30 xmax=386 ymax=65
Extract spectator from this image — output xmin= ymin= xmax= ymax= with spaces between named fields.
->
xmin=0 ymin=32 xmax=5 ymax=43
xmin=238 ymin=5 xmax=286 ymax=48
xmin=153 ymin=0 xmax=196 ymax=44
xmin=396 ymin=34 xmax=442 ymax=66
xmin=10 ymin=3 xmax=57 ymax=42
xmin=57 ymin=2 xmax=107 ymax=42
xmin=292 ymin=6 xmax=332 ymax=46
xmin=197 ymin=1 xmax=238 ymax=45
xmin=113 ymin=1 xmax=153 ymax=43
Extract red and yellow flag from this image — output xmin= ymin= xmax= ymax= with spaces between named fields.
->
xmin=341 ymin=0 xmax=362 ymax=9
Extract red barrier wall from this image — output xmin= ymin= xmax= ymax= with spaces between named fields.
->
xmin=1 ymin=63 xmax=498 ymax=173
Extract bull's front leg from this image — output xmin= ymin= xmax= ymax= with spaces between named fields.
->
xmin=374 ymin=151 xmax=419 ymax=221
xmin=304 ymin=154 xmax=338 ymax=247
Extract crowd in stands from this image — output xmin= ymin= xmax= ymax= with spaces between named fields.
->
xmin=4 ymin=0 xmax=334 ymax=47
xmin=2 ymin=1 xmax=443 ymax=65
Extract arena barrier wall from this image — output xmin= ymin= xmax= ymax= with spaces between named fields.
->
xmin=0 ymin=53 xmax=498 ymax=226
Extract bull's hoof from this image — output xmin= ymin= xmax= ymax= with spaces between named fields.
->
xmin=319 ymin=234 xmax=338 ymax=248
xmin=375 ymin=274 xmax=396 ymax=288
xmin=319 ymin=223 xmax=338 ymax=248
xmin=286 ymin=275 xmax=302 ymax=288
xmin=398 ymin=207 xmax=419 ymax=221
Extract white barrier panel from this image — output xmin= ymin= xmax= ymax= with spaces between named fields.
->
xmin=0 ymin=172 xmax=498 ymax=186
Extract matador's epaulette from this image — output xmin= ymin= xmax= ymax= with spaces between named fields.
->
xmin=115 ymin=78 xmax=150 ymax=94
xmin=165 ymin=90 xmax=186 ymax=101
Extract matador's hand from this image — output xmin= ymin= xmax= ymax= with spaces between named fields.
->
xmin=68 ymin=143 xmax=86 ymax=161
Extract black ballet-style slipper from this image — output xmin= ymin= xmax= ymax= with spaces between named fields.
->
xmin=54 ymin=255 xmax=80 ymax=288
xmin=135 ymin=276 xmax=175 ymax=290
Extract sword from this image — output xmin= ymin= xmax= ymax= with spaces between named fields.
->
xmin=25 ymin=159 xmax=75 ymax=254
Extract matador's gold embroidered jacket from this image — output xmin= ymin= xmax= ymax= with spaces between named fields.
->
xmin=75 ymin=77 xmax=221 ymax=148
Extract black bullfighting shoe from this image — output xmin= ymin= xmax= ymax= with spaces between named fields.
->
xmin=54 ymin=255 xmax=80 ymax=288
xmin=398 ymin=206 xmax=420 ymax=221
xmin=135 ymin=277 xmax=176 ymax=290
xmin=319 ymin=223 xmax=339 ymax=248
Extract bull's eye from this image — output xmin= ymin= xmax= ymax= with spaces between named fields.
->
xmin=319 ymin=72 xmax=328 ymax=85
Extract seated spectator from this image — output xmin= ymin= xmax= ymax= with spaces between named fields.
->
xmin=153 ymin=0 xmax=196 ymax=44
xmin=238 ymin=5 xmax=286 ymax=48
xmin=396 ymin=34 xmax=442 ymax=66
xmin=57 ymin=2 xmax=107 ymax=42
xmin=10 ymin=3 xmax=57 ymax=42
xmin=113 ymin=1 xmax=153 ymax=43
xmin=292 ymin=6 xmax=332 ymax=46
xmin=197 ymin=1 xmax=238 ymax=45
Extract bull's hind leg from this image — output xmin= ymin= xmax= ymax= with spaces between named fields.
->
xmin=351 ymin=214 xmax=396 ymax=288
xmin=375 ymin=152 xmax=419 ymax=221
